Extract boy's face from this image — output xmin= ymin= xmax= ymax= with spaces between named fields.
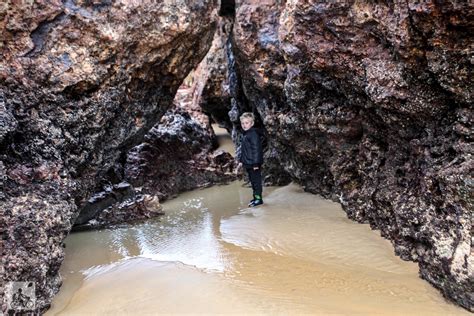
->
xmin=241 ymin=118 xmax=254 ymax=131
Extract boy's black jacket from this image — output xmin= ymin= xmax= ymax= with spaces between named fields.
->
xmin=239 ymin=127 xmax=263 ymax=167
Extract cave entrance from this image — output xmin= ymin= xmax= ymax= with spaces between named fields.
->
xmin=172 ymin=69 xmax=235 ymax=156
xmin=211 ymin=122 xmax=235 ymax=156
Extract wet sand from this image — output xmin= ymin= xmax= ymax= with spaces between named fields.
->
xmin=47 ymin=182 xmax=469 ymax=315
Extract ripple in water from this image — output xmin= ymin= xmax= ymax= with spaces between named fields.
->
xmin=46 ymin=181 xmax=469 ymax=315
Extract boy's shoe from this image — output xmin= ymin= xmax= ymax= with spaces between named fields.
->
xmin=249 ymin=199 xmax=263 ymax=207
xmin=248 ymin=194 xmax=259 ymax=206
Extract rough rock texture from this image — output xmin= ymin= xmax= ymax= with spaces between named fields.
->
xmin=219 ymin=3 xmax=291 ymax=186
xmin=120 ymin=40 xmax=239 ymax=202
xmin=1 ymin=0 xmax=217 ymax=313
xmin=191 ymin=16 xmax=234 ymax=133
xmin=229 ymin=0 xmax=473 ymax=311
xmin=180 ymin=12 xmax=277 ymax=188
xmin=1 ymin=0 xmax=472 ymax=313
xmin=174 ymin=83 xmax=212 ymax=129
xmin=72 ymin=182 xmax=164 ymax=231
xmin=124 ymin=108 xmax=237 ymax=200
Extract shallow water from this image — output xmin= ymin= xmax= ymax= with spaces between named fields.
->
xmin=212 ymin=124 xmax=235 ymax=156
xmin=47 ymin=182 xmax=468 ymax=315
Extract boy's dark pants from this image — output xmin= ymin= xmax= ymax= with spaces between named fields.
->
xmin=245 ymin=166 xmax=262 ymax=198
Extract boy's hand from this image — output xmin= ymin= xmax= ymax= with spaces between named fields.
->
xmin=235 ymin=162 xmax=243 ymax=175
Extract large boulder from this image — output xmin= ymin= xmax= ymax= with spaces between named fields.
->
xmin=124 ymin=108 xmax=237 ymax=200
xmin=0 ymin=0 xmax=217 ymax=312
xmin=229 ymin=0 xmax=473 ymax=310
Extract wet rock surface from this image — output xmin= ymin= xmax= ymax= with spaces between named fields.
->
xmin=72 ymin=182 xmax=164 ymax=231
xmin=1 ymin=0 xmax=472 ymax=313
xmin=228 ymin=0 xmax=473 ymax=311
xmin=1 ymin=0 xmax=217 ymax=313
xmin=124 ymin=108 xmax=237 ymax=201
xmin=191 ymin=16 xmax=234 ymax=133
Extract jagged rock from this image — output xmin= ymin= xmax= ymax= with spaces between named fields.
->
xmin=1 ymin=0 xmax=472 ymax=313
xmin=229 ymin=0 xmax=473 ymax=311
xmin=72 ymin=42 xmax=239 ymax=231
xmin=73 ymin=192 xmax=164 ymax=232
xmin=74 ymin=181 xmax=135 ymax=227
xmin=1 ymin=0 xmax=217 ymax=313
xmin=124 ymin=109 xmax=237 ymax=199
xmin=191 ymin=16 xmax=234 ymax=132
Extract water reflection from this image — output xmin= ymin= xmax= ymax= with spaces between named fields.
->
xmin=47 ymin=181 xmax=468 ymax=315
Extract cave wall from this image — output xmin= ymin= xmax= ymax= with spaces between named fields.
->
xmin=124 ymin=108 xmax=237 ymax=200
xmin=0 ymin=0 xmax=472 ymax=312
xmin=122 ymin=14 xmax=238 ymax=214
xmin=229 ymin=0 xmax=473 ymax=310
xmin=0 ymin=0 xmax=217 ymax=312
xmin=191 ymin=15 xmax=234 ymax=132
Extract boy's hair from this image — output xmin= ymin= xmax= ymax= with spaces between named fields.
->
xmin=240 ymin=112 xmax=255 ymax=123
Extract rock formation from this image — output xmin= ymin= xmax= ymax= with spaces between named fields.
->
xmin=124 ymin=108 xmax=237 ymax=200
xmin=71 ymin=182 xmax=165 ymax=231
xmin=1 ymin=0 xmax=218 ymax=312
xmin=122 ymin=17 xmax=238 ymax=211
xmin=228 ymin=0 xmax=473 ymax=311
xmin=1 ymin=0 xmax=472 ymax=313
xmin=191 ymin=16 xmax=234 ymax=133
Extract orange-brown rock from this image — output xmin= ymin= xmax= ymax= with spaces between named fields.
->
xmin=1 ymin=1 xmax=217 ymax=312
xmin=229 ymin=0 xmax=473 ymax=310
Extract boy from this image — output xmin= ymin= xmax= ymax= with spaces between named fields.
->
xmin=238 ymin=112 xmax=264 ymax=207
